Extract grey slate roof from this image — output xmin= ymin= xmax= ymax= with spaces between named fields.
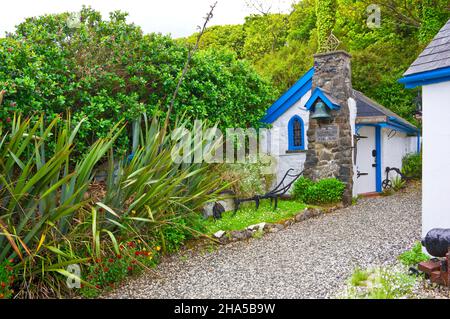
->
xmin=353 ymin=90 xmax=417 ymax=130
xmin=320 ymin=88 xmax=341 ymax=107
xmin=403 ymin=19 xmax=450 ymax=76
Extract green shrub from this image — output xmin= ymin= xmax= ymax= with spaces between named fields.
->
xmin=0 ymin=113 xmax=225 ymax=298
xmin=398 ymin=242 xmax=430 ymax=266
xmin=391 ymin=176 xmax=406 ymax=192
xmin=0 ymin=8 xmax=275 ymax=160
xmin=402 ymin=153 xmax=422 ymax=180
xmin=292 ymin=177 xmax=315 ymax=201
xmin=294 ymin=177 xmax=345 ymax=205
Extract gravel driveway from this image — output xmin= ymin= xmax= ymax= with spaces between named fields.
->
xmin=105 ymin=185 xmax=421 ymax=299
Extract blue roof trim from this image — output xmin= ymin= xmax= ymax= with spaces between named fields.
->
xmin=399 ymin=66 xmax=450 ymax=89
xmin=387 ymin=117 xmax=419 ymax=134
xmin=263 ymin=67 xmax=314 ymax=124
xmin=356 ymin=121 xmax=419 ymax=135
xmin=305 ymin=88 xmax=341 ymax=111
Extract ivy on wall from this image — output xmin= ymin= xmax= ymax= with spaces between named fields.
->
xmin=315 ymin=0 xmax=337 ymax=52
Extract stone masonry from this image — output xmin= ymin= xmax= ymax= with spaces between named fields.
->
xmin=304 ymin=51 xmax=354 ymax=205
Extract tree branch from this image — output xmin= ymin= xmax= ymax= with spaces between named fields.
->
xmin=163 ymin=1 xmax=218 ymax=134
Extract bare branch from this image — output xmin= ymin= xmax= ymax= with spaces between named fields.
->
xmin=370 ymin=0 xmax=421 ymax=28
xmin=245 ymin=0 xmax=272 ymax=15
xmin=162 ymin=1 xmax=218 ymax=133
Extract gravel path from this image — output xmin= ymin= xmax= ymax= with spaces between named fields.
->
xmin=105 ymin=185 xmax=421 ymax=299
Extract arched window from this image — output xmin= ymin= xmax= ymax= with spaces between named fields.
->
xmin=288 ymin=115 xmax=305 ymax=151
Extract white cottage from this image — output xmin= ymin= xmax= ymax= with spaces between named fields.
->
xmin=262 ymin=51 xmax=420 ymax=197
xmin=400 ymin=19 xmax=450 ymax=236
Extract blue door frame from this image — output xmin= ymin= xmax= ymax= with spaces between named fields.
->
xmin=356 ymin=124 xmax=383 ymax=193
xmin=375 ymin=126 xmax=382 ymax=193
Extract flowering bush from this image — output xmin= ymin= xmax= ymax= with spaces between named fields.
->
xmin=80 ymin=241 xmax=162 ymax=298
xmin=0 ymin=114 xmax=225 ymax=298
xmin=0 ymin=259 xmax=16 ymax=299
xmin=343 ymin=266 xmax=416 ymax=299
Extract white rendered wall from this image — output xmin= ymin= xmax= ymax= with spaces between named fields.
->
xmin=349 ymin=97 xmax=358 ymax=197
xmin=422 ymin=81 xmax=450 ymax=236
xmin=267 ymin=90 xmax=311 ymax=192
xmin=381 ymin=129 xmax=417 ymax=181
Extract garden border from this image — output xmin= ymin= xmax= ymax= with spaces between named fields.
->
xmin=212 ymin=204 xmax=344 ymax=244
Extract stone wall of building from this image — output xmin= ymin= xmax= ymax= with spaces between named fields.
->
xmin=304 ymin=51 xmax=354 ymax=205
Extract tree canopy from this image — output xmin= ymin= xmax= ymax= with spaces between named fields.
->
xmin=184 ymin=0 xmax=450 ymax=125
xmin=0 ymin=7 xmax=275 ymax=157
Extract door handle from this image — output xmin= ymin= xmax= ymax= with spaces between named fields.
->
xmin=357 ymin=171 xmax=368 ymax=178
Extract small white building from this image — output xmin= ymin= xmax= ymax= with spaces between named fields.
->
xmin=262 ymin=52 xmax=420 ymax=196
xmin=400 ymin=19 xmax=450 ymax=236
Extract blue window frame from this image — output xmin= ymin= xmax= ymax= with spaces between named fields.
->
xmin=288 ymin=115 xmax=305 ymax=151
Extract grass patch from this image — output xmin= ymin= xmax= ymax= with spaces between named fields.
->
xmin=351 ymin=267 xmax=370 ymax=286
xmin=202 ymin=200 xmax=307 ymax=234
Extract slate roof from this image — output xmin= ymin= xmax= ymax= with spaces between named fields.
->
xmin=353 ymin=90 xmax=417 ymax=131
xmin=264 ymin=66 xmax=418 ymax=133
xmin=403 ymin=19 xmax=450 ymax=76
xmin=320 ymin=89 xmax=341 ymax=107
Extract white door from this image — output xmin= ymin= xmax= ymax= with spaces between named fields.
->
xmin=355 ymin=126 xmax=377 ymax=194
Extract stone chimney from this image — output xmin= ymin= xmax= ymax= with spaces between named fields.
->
xmin=304 ymin=51 xmax=354 ymax=205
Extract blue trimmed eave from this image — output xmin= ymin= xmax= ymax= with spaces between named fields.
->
xmin=399 ymin=66 xmax=450 ymax=89
xmin=387 ymin=117 xmax=419 ymax=135
xmin=305 ymin=88 xmax=341 ymax=111
xmin=262 ymin=67 xmax=314 ymax=124
xmin=357 ymin=120 xmax=418 ymax=135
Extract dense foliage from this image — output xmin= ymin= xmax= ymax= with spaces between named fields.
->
xmin=0 ymin=7 xmax=275 ymax=158
xmin=316 ymin=0 xmax=337 ymax=52
xmin=0 ymin=113 xmax=225 ymax=298
xmin=293 ymin=177 xmax=345 ymax=204
xmin=402 ymin=152 xmax=422 ymax=179
xmin=185 ymin=0 xmax=449 ymax=125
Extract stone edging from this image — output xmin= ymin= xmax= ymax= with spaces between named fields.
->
xmin=213 ymin=205 xmax=344 ymax=244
